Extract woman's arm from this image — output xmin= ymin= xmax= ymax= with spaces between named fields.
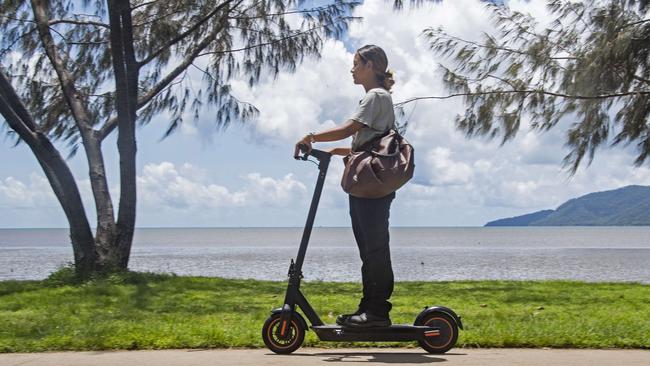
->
xmin=297 ymin=119 xmax=365 ymax=145
xmin=310 ymin=119 xmax=365 ymax=142
xmin=326 ymin=147 xmax=352 ymax=156
xmin=294 ymin=120 xmax=364 ymax=157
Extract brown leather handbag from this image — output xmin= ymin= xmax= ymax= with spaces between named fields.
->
xmin=341 ymin=129 xmax=415 ymax=198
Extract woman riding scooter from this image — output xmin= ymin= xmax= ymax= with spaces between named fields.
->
xmin=293 ymin=44 xmax=396 ymax=328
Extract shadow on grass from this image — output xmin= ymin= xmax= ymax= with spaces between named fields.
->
xmin=131 ymin=280 xmax=155 ymax=310
xmin=0 ymin=280 xmax=44 ymax=297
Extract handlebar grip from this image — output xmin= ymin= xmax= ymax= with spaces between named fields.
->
xmin=294 ymin=143 xmax=310 ymax=160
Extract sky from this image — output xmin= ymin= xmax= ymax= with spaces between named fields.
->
xmin=2 ymin=0 xmax=650 ymax=228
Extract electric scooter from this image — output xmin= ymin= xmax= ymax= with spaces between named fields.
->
xmin=262 ymin=145 xmax=463 ymax=354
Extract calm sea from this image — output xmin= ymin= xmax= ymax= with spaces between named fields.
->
xmin=1 ymin=227 xmax=649 ymax=283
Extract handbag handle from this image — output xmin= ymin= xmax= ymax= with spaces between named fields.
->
xmin=366 ymin=130 xmax=403 ymax=157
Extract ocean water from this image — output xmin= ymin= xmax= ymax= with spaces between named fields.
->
xmin=1 ymin=227 xmax=649 ymax=283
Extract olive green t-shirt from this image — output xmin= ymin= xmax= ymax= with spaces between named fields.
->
xmin=349 ymin=87 xmax=395 ymax=151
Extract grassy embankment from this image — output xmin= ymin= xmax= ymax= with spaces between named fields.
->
xmin=1 ymin=271 xmax=649 ymax=352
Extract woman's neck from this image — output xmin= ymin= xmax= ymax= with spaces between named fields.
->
xmin=363 ymin=80 xmax=382 ymax=92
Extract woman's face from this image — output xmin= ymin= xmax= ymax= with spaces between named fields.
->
xmin=351 ymin=53 xmax=373 ymax=85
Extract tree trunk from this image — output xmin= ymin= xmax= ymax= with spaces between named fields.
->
xmin=34 ymin=135 xmax=98 ymax=276
xmin=32 ymin=0 xmax=119 ymax=272
xmin=108 ymin=0 xmax=139 ymax=269
xmin=0 ymin=71 xmax=97 ymax=277
xmin=83 ymin=133 xmax=119 ymax=269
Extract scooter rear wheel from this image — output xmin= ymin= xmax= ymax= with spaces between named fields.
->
xmin=262 ymin=313 xmax=305 ymax=354
xmin=415 ymin=311 xmax=458 ymax=354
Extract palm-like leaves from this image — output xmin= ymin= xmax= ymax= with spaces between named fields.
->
xmin=421 ymin=0 xmax=650 ymax=173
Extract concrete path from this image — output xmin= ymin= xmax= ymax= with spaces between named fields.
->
xmin=0 ymin=348 xmax=650 ymax=366
xmin=1 ymin=348 xmax=649 ymax=366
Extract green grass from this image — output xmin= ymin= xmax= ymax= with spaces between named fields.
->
xmin=0 ymin=271 xmax=649 ymax=352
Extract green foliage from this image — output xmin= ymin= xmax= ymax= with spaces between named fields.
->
xmin=43 ymin=263 xmax=174 ymax=286
xmin=44 ymin=263 xmax=82 ymax=286
xmin=422 ymin=0 xmax=650 ymax=173
xmin=0 ymin=0 xmax=360 ymax=145
xmin=0 ymin=276 xmax=649 ymax=351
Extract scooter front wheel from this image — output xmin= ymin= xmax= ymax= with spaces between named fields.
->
xmin=262 ymin=313 xmax=305 ymax=354
xmin=415 ymin=311 xmax=458 ymax=354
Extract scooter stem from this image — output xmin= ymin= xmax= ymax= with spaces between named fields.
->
xmin=293 ymin=148 xmax=331 ymax=272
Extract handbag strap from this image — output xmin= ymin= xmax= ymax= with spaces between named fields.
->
xmin=356 ymin=128 xmax=401 ymax=153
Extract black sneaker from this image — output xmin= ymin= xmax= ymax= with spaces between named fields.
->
xmin=336 ymin=309 xmax=364 ymax=325
xmin=343 ymin=312 xmax=391 ymax=328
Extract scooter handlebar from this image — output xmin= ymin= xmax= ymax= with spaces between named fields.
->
xmin=294 ymin=144 xmax=331 ymax=162
xmin=294 ymin=143 xmax=310 ymax=160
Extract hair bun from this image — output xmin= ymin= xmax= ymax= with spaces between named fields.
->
xmin=383 ymin=69 xmax=395 ymax=91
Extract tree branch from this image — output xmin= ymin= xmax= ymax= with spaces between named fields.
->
xmin=0 ymin=27 xmax=38 ymax=56
xmin=98 ymin=116 xmax=117 ymax=140
xmin=31 ymin=0 xmax=93 ymax=132
xmin=228 ymin=2 xmax=353 ymax=20
xmin=427 ymin=31 xmax=578 ymax=60
xmin=100 ymin=24 xmax=223 ymax=140
xmin=137 ymin=0 xmax=239 ymax=68
xmin=485 ymin=74 xmax=521 ymax=90
xmin=0 ymin=15 xmax=35 ymax=23
xmin=0 ymin=70 xmax=38 ymax=137
xmin=131 ymin=7 xmax=190 ymax=28
xmin=140 ymin=27 xmax=221 ymax=106
xmin=617 ymin=18 xmax=650 ymax=30
xmin=131 ymin=0 xmax=161 ymax=11
xmin=198 ymin=16 xmax=351 ymax=56
xmin=633 ymin=74 xmax=650 ymax=84
xmin=61 ymin=40 xmax=109 ymax=45
xmin=48 ymin=19 xmax=110 ymax=29
xmin=190 ymin=62 xmax=256 ymax=108
xmin=393 ymin=89 xmax=650 ymax=107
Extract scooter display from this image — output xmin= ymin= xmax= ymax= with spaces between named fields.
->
xmin=262 ymin=144 xmax=463 ymax=354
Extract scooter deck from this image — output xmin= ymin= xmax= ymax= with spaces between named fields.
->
xmin=312 ymin=324 xmax=440 ymax=342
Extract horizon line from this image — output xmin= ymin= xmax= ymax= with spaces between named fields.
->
xmin=0 ymin=225 xmax=486 ymax=230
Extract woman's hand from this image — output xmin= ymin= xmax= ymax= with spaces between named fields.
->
xmin=293 ymin=135 xmax=313 ymax=159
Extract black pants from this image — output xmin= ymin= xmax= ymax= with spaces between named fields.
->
xmin=349 ymin=192 xmax=395 ymax=318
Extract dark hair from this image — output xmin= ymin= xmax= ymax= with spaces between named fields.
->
xmin=356 ymin=44 xmax=395 ymax=92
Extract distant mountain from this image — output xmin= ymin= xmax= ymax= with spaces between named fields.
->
xmin=484 ymin=185 xmax=650 ymax=226
xmin=485 ymin=210 xmax=554 ymax=226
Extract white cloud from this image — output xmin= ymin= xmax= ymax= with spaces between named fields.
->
xmin=1 ymin=162 xmax=309 ymax=227
xmin=241 ymin=172 xmax=308 ymax=206
xmin=137 ymin=162 xmax=307 ymax=209
xmin=426 ymin=147 xmax=474 ymax=186
xmin=0 ymin=174 xmax=56 ymax=209
xmin=230 ymin=40 xmax=356 ymax=143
